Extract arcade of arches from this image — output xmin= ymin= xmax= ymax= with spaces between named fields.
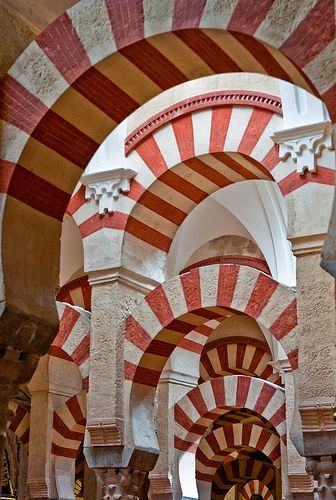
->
xmin=0 ymin=1 xmax=335 ymax=499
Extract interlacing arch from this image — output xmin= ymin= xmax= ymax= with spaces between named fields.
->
xmin=49 ymin=302 xmax=91 ymax=390
xmin=1 ymin=0 xmax=333 ymax=339
xmin=239 ymin=479 xmax=275 ymax=500
xmin=174 ymin=376 xmax=286 ymax=453
xmin=196 ymin=423 xmax=281 ymax=482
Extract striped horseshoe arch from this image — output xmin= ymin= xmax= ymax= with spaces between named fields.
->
xmin=49 ymin=302 xmax=91 ymax=390
xmin=1 ymin=0 xmax=333 ymax=339
xmin=57 ymin=275 xmax=92 ymax=312
xmin=51 ymin=390 xmax=86 ymax=460
xmin=196 ymin=423 xmax=281 ymax=482
xmin=239 ymin=479 xmax=275 ymax=500
xmin=125 ymin=264 xmax=297 ymax=390
xmin=211 ymin=459 xmax=278 ymax=500
xmin=199 ymin=337 xmax=282 ymax=386
xmin=174 ymin=376 xmax=286 ymax=453
xmin=7 ymin=402 xmax=30 ymax=450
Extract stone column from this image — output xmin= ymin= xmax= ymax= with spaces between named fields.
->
xmin=149 ymin=351 xmax=199 ymax=500
xmin=84 ymin=270 xmax=159 ymax=497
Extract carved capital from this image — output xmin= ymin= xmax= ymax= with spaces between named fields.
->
xmin=81 ymin=168 xmax=137 ymax=214
xmin=87 ymin=418 xmax=123 ymax=446
xmin=272 ymin=121 xmax=333 ymax=174
xmin=99 ymin=468 xmax=146 ymax=499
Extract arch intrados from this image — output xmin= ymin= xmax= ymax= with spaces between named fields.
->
xmin=239 ymin=479 xmax=275 ymax=500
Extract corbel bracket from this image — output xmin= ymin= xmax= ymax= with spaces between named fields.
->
xmin=272 ymin=121 xmax=333 ymax=175
xmin=81 ymin=168 xmax=137 ymax=214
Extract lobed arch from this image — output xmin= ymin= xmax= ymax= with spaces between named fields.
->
xmin=48 ymin=302 xmax=91 ymax=390
xmin=195 ymin=423 xmax=281 ymax=483
xmin=239 ymin=479 xmax=275 ymax=500
xmin=51 ymin=390 xmax=86 ymax=499
xmin=1 ymin=0 xmax=333 ymax=346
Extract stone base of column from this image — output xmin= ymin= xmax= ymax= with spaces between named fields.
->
xmin=97 ymin=468 xmax=146 ymax=499
xmin=288 ymin=473 xmax=314 ymax=498
xmin=27 ymin=478 xmax=50 ymax=499
xmin=148 ymin=473 xmax=172 ymax=498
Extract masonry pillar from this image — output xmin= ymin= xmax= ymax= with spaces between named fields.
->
xmin=148 ymin=350 xmax=199 ymax=500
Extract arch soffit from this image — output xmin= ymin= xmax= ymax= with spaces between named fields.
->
xmin=239 ymin=479 xmax=275 ymax=500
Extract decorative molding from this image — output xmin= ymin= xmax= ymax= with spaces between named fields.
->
xmin=204 ymin=336 xmax=270 ymax=354
xmin=288 ymin=473 xmax=314 ymax=494
xmin=88 ymin=267 xmax=160 ymax=294
xmin=125 ymin=91 xmax=282 ymax=154
xmin=149 ymin=474 xmax=173 ymax=495
xmin=27 ymin=479 xmax=50 ymax=499
xmin=81 ymin=168 xmax=137 ymax=214
xmin=289 ymin=233 xmax=326 ymax=256
xmin=272 ymin=121 xmax=333 ymax=175
xmin=180 ymin=255 xmax=270 ymax=276
xmin=300 ymin=403 xmax=336 ymax=432
xmin=87 ymin=418 xmax=122 ymax=446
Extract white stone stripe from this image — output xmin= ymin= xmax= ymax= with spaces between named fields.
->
xmin=192 ymin=109 xmax=212 ymax=157
xmin=271 ymin=158 xmax=296 ymax=184
xmin=79 ymin=358 xmax=90 ymax=378
xmin=224 ymin=106 xmax=253 ymax=152
xmin=124 ymin=336 xmax=150 ymax=365
xmin=255 ymin=0 xmax=318 ymax=48
xmin=206 ymin=349 xmax=222 ymax=377
xmin=67 ymin=0 xmax=116 ymax=66
xmin=185 ymin=330 xmax=208 ymax=345
xmin=231 ymin=266 xmax=259 ymax=313
xmin=244 ymin=378 xmax=263 ymax=410
xmin=130 ymin=150 xmax=157 ymax=188
xmin=199 ymin=265 xmax=220 ymax=308
xmin=182 ymin=397 xmax=203 ymax=425
xmin=242 ymin=345 xmax=256 ymax=372
xmin=8 ymin=41 xmax=68 ymax=108
xmin=258 ymin=285 xmax=294 ymax=329
xmin=200 ymin=383 xmax=216 ymax=413
xmin=1 ymin=122 xmax=29 ymax=163
xmin=200 ymin=0 xmax=240 ymax=29
xmin=130 ymin=298 xmax=162 ymax=339
xmin=223 ymin=376 xmax=238 ymax=407
xmin=304 ymin=40 xmax=336 ymax=95
xmin=143 ymin=0 xmax=175 ymax=37
xmin=72 ymin=197 xmax=98 ymax=225
xmin=154 ymin=123 xmax=181 ymax=168
xmin=162 ymin=276 xmax=187 ymax=318
xmin=254 ymin=352 xmax=271 ymax=376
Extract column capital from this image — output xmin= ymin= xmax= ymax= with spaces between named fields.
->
xmin=98 ymin=468 xmax=146 ymax=499
xmin=272 ymin=120 xmax=333 ymax=174
xmin=81 ymin=167 xmax=137 ymax=215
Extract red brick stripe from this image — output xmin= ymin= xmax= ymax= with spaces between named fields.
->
xmin=217 ymin=264 xmax=240 ymax=307
xmin=105 ymin=0 xmax=144 ymax=49
xmin=180 ymin=268 xmax=202 ymax=311
xmin=145 ymin=285 xmax=174 ymax=326
xmin=172 ymin=0 xmax=207 ymax=30
xmin=228 ymin=0 xmax=274 ymax=34
xmin=172 ymin=114 xmax=195 ymax=161
xmin=245 ymin=274 xmax=278 ymax=318
xmin=279 ymin=167 xmax=335 ymax=196
xmin=37 ymin=13 xmax=91 ymax=84
xmin=0 ymin=75 xmax=48 ymax=134
xmin=210 ymin=107 xmax=232 ymax=152
xmin=72 ymin=67 xmax=139 ymax=122
xmin=280 ymin=0 xmax=335 ymax=68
